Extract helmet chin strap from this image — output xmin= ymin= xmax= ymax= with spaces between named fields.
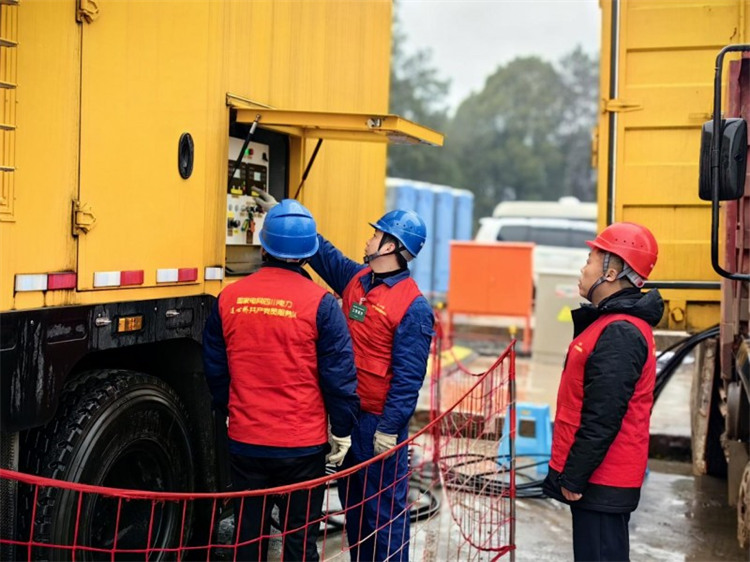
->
xmin=586 ymin=252 xmax=612 ymax=302
xmin=586 ymin=252 xmax=644 ymax=301
xmin=364 ymin=235 xmax=403 ymax=264
xmin=364 ymin=249 xmax=396 ymax=264
xmin=586 ymin=276 xmax=607 ymax=302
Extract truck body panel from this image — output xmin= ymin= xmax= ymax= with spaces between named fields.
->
xmin=597 ymin=0 xmax=749 ymax=332
xmin=599 ymin=0 xmax=750 ymax=546
xmin=1 ymin=0 xmax=417 ymax=311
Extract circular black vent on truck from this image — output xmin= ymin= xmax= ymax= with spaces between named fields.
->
xmin=178 ymin=132 xmax=194 ymax=179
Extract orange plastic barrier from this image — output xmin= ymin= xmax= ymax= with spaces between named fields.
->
xmin=447 ymin=241 xmax=534 ymax=351
xmin=0 ymin=340 xmax=518 ymax=561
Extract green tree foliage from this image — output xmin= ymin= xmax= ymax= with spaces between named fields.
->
xmin=388 ymin=11 xmax=599 ymax=221
xmin=556 ymin=47 xmax=600 ymax=202
xmin=445 ymin=56 xmax=567 ymax=218
xmin=445 ymin=50 xmax=599 ymax=219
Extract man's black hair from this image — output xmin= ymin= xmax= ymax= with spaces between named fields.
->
xmin=379 ymin=233 xmax=409 ymax=269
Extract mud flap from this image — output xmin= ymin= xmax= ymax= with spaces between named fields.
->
xmin=691 ymin=337 xmax=728 ymax=477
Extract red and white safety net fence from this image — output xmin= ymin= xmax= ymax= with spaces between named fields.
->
xmin=1 ymin=343 xmax=516 ymax=561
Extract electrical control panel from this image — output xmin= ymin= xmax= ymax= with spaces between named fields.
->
xmin=226 ymin=137 xmax=270 ymax=246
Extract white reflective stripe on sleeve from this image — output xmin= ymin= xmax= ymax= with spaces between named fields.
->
xmin=204 ymin=267 xmax=224 ymax=280
xmin=93 ymin=271 xmax=122 ymax=287
xmin=14 ymin=274 xmax=48 ymax=292
xmin=156 ymin=269 xmax=179 ymax=283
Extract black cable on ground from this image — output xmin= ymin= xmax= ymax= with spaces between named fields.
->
xmin=322 ymin=463 xmax=442 ymax=526
xmin=440 ymin=453 xmax=550 ymax=499
xmin=211 ymin=461 xmax=443 ymax=550
xmin=654 ymin=325 xmax=718 ymax=402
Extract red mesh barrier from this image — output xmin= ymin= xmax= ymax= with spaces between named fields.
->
xmin=1 ymin=339 xmax=516 ymax=561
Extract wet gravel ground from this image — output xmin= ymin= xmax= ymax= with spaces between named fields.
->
xmin=513 ymin=459 xmax=748 ymax=561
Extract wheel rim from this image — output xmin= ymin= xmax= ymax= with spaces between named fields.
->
xmin=83 ymin=441 xmax=181 ymax=555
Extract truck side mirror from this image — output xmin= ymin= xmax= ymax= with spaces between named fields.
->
xmin=699 ymin=118 xmax=747 ymax=201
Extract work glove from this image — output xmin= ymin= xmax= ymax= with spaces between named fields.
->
xmin=373 ymin=430 xmax=398 ymax=457
xmin=326 ymin=434 xmax=351 ymax=467
xmin=252 ymin=190 xmax=279 ymax=212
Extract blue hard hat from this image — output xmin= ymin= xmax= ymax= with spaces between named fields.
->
xmin=260 ymin=199 xmax=319 ymax=259
xmin=369 ymin=209 xmax=426 ymax=258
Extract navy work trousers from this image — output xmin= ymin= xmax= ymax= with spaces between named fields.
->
xmin=337 ymin=412 xmax=410 ymax=562
xmin=230 ymin=450 xmax=326 ymax=561
xmin=571 ymin=505 xmax=631 ymax=561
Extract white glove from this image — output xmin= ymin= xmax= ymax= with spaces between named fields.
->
xmin=252 ymin=190 xmax=279 ymax=212
xmin=326 ymin=434 xmax=351 ymax=467
xmin=373 ymin=430 xmax=398 ymax=457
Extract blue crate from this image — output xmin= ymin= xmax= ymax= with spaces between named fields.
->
xmin=498 ymin=402 xmax=552 ymax=476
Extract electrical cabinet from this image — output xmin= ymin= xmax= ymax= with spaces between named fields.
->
xmin=226 ymin=137 xmax=270 ymax=246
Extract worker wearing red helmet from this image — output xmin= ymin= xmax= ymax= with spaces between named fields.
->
xmin=543 ymin=222 xmax=664 ymax=562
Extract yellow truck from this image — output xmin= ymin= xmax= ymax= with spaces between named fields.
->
xmin=0 ymin=0 xmax=441 ymax=555
xmin=597 ymin=0 xmax=749 ymax=546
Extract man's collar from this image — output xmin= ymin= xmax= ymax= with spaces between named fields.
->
xmin=261 ymin=261 xmax=312 ymax=280
xmin=361 ymin=268 xmax=411 ymax=290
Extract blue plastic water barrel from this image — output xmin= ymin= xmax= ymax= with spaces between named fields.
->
xmin=385 ymin=177 xmax=418 ymax=212
xmin=431 ymin=186 xmax=455 ymax=300
xmin=411 ymin=184 xmax=435 ymax=298
xmin=453 ymin=189 xmax=474 ymax=241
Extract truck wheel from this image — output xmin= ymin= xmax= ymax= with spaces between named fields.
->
xmin=22 ymin=370 xmax=195 ymax=561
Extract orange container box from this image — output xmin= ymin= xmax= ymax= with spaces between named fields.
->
xmin=448 ymin=242 xmax=534 ymax=317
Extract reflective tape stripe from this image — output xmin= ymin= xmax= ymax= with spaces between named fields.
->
xmin=156 ymin=269 xmax=179 ymax=283
xmin=205 ymin=267 xmax=224 ymax=280
xmin=93 ymin=271 xmax=122 ymax=287
xmin=120 ymin=270 xmax=144 ymax=286
xmin=47 ymin=272 xmax=77 ymax=290
xmin=14 ymin=274 xmax=47 ymax=292
xmin=177 ymin=268 xmax=198 ymax=282
xmin=157 ymin=268 xmax=198 ymax=283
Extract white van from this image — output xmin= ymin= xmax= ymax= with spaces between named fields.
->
xmin=474 ymin=215 xmax=597 ymax=279
xmin=491 ymin=196 xmax=597 ymax=220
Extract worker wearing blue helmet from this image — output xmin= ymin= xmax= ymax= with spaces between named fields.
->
xmin=202 ymin=199 xmax=360 ymax=561
xmin=254 ymin=193 xmax=434 ymax=561
xmin=316 ymin=208 xmax=433 ymax=562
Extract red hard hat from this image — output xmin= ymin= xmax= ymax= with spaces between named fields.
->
xmin=586 ymin=222 xmax=658 ymax=279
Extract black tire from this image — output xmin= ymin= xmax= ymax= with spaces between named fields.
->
xmin=22 ymin=370 xmax=195 ymax=561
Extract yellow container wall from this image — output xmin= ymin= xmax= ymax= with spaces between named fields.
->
xmin=1 ymin=0 xmax=81 ymax=309
xmin=597 ymin=0 xmax=749 ymax=329
xmin=213 ymin=0 xmax=392 ymax=268
xmin=1 ymin=0 xmax=393 ymax=311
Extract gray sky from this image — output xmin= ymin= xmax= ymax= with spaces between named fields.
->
xmin=397 ymin=0 xmax=601 ymax=111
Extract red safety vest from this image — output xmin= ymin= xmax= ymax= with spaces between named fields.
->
xmin=219 ymin=267 xmax=328 ymax=448
xmin=549 ymin=313 xmax=656 ymax=487
xmin=341 ymin=268 xmax=422 ymax=414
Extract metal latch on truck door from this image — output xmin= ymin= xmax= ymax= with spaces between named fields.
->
xmin=77 ymin=0 xmax=101 ymax=24
xmin=72 ymin=199 xmax=97 ymax=236
xmin=601 ymin=98 xmax=643 ymax=113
